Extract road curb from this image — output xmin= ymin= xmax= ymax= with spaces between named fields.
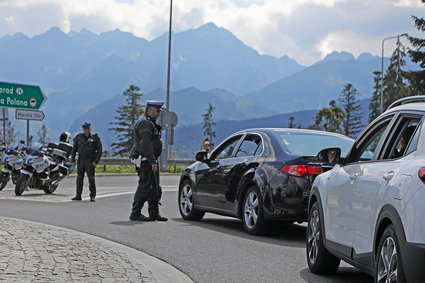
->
xmin=1 ymin=216 xmax=193 ymax=283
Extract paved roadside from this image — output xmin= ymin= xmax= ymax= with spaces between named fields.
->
xmin=0 ymin=175 xmax=180 ymax=203
xmin=0 ymin=217 xmax=192 ymax=283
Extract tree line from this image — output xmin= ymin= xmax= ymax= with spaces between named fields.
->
xmin=289 ymin=2 xmax=425 ymax=138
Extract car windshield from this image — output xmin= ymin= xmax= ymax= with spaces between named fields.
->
xmin=275 ymin=131 xmax=353 ymax=157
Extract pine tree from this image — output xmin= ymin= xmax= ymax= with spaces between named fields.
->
xmin=368 ymin=71 xmax=382 ymax=123
xmin=339 ymin=84 xmax=363 ymax=138
xmin=109 ymin=85 xmax=145 ymax=156
xmin=407 ymin=0 xmax=425 ymax=94
xmin=288 ymin=116 xmax=296 ymax=128
xmin=202 ymin=103 xmax=216 ymax=147
xmin=382 ymin=38 xmax=409 ymax=109
xmin=37 ymin=124 xmax=50 ymax=145
xmin=311 ymin=100 xmax=345 ymax=133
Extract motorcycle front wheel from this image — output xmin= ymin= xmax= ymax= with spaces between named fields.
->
xmin=44 ymin=183 xmax=58 ymax=194
xmin=15 ymin=174 xmax=29 ymax=196
xmin=0 ymin=171 xmax=10 ymax=191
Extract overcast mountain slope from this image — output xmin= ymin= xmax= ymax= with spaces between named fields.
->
xmin=248 ymin=53 xmax=379 ymax=112
xmin=0 ymin=23 xmax=305 ymax=134
xmin=68 ymin=87 xmax=278 ymax=147
xmin=141 ymin=23 xmax=305 ymax=95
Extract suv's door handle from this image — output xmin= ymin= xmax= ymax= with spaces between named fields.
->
xmin=349 ymin=172 xmax=359 ymax=180
xmin=383 ymin=171 xmax=395 ymax=181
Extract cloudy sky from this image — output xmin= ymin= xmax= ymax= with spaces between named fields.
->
xmin=0 ymin=0 xmax=423 ymax=65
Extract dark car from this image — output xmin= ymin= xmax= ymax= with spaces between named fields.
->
xmin=178 ymin=128 xmax=353 ymax=235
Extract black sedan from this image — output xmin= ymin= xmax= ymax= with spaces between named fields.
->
xmin=178 ymin=128 xmax=353 ymax=235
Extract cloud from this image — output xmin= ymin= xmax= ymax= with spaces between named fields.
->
xmin=0 ymin=0 xmax=424 ymax=64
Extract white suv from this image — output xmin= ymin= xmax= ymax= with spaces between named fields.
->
xmin=306 ymin=96 xmax=425 ymax=282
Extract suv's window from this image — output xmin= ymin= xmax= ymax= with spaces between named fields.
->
xmin=382 ymin=116 xmax=422 ymax=159
xmin=235 ymin=134 xmax=263 ymax=157
xmin=211 ymin=135 xmax=242 ymax=160
xmin=405 ymin=123 xmax=421 ymax=156
xmin=349 ymin=116 xmax=393 ymax=162
xmin=359 ymin=129 xmax=386 ymax=161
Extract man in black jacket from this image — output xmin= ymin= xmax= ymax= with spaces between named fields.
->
xmin=129 ymin=101 xmax=167 ymax=221
xmin=71 ymin=121 xmax=102 ymax=202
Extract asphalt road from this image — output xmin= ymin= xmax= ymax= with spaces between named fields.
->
xmin=0 ymin=175 xmax=373 ymax=282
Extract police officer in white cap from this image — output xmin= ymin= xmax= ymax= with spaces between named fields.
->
xmin=129 ymin=101 xmax=167 ymax=221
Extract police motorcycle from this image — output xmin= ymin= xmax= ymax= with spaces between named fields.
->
xmin=0 ymin=141 xmax=26 ymax=190
xmin=45 ymin=132 xmax=74 ymax=193
xmin=14 ymin=133 xmax=73 ymax=196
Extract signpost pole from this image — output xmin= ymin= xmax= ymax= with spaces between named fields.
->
xmin=26 ymin=120 xmax=30 ymax=145
xmin=2 ymin=108 xmax=6 ymax=145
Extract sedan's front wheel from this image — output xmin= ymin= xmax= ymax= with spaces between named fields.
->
xmin=178 ymin=180 xmax=205 ymax=221
xmin=242 ymin=186 xmax=268 ymax=235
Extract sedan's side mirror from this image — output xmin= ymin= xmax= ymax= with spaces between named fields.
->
xmin=317 ymin=147 xmax=341 ymax=165
xmin=195 ymin=151 xmax=208 ymax=162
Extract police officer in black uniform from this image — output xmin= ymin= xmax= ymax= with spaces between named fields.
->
xmin=71 ymin=121 xmax=102 ymax=202
xmin=129 ymin=101 xmax=167 ymax=222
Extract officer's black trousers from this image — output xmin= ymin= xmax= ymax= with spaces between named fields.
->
xmin=131 ymin=161 xmax=160 ymax=217
xmin=76 ymin=160 xmax=96 ymax=198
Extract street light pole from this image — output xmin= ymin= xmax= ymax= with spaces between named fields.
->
xmin=380 ymin=33 xmax=408 ymax=114
xmin=166 ymin=0 xmax=173 ymax=111
xmin=161 ymin=0 xmax=173 ymax=171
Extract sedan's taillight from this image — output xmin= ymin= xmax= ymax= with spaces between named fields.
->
xmin=281 ymin=165 xmax=323 ymax=177
xmin=418 ymin=167 xmax=425 ymax=184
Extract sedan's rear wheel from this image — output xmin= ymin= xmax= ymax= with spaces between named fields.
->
xmin=242 ymin=186 xmax=268 ymax=235
xmin=375 ymin=225 xmax=406 ymax=283
xmin=178 ymin=180 xmax=205 ymax=221
xmin=306 ymin=201 xmax=340 ymax=274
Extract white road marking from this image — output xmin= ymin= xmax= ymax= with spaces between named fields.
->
xmin=51 ymin=187 xmax=178 ymax=203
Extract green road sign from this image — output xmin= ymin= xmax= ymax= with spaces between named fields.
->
xmin=0 ymin=82 xmax=47 ymax=110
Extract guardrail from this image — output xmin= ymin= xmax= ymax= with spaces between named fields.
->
xmin=98 ymin=158 xmax=194 ymax=172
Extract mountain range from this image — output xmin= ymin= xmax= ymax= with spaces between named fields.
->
xmin=0 ymin=23 xmax=416 ymax=156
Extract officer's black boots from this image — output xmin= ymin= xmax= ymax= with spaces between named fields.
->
xmin=72 ymin=195 xmax=82 ymax=201
xmin=129 ymin=214 xmax=151 ymax=221
xmin=90 ymin=198 xmax=95 ymax=202
xmin=149 ymin=214 xmax=168 ymax=222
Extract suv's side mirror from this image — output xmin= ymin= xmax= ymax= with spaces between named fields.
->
xmin=317 ymin=147 xmax=341 ymax=165
xmin=195 ymin=151 xmax=208 ymax=162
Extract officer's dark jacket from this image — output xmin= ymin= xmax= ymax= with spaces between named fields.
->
xmin=130 ymin=115 xmax=162 ymax=164
xmin=71 ymin=133 xmax=102 ymax=163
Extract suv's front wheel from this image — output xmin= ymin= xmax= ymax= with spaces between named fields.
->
xmin=306 ymin=201 xmax=340 ymax=274
xmin=375 ymin=225 xmax=406 ymax=283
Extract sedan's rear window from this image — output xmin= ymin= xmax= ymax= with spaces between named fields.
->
xmin=275 ymin=131 xmax=353 ymax=157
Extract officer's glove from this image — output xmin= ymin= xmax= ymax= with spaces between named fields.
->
xmin=130 ymin=156 xmax=142 ymax=168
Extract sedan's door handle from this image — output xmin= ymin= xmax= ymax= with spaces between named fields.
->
xmin=349 ymin=172 xmax=359 ymax=180
xmin=383 ymin=171 xmax=395 ymax=181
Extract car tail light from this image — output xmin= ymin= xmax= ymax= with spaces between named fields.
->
xmin=418 ymin=167 xmax=425 ymax=184
xmin=281 ymin=165 xmax=323 ymax=177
